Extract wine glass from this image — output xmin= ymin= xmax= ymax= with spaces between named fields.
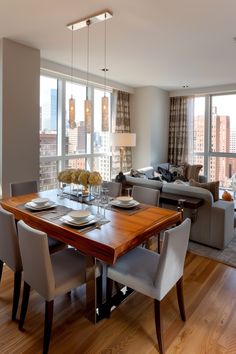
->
xmin=92 ymin=185 xmax=101 ymax=217
xmin=100 ymin=188 xmax=109 ymax=221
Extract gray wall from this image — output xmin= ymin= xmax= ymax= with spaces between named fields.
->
xmin=130 ymin=86 xmax=169 ymax=169
xmin=0 ymin=38 xmax=40 ymax=197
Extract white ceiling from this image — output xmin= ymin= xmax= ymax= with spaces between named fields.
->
xmin=1 ymin=0 xmax=236 ymax=90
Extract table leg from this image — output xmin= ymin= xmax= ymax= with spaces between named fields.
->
xmin=85 ymin=256 xmax=98 ymax=324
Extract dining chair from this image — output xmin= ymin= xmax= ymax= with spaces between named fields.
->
xmin=17 ymin=220 xmax=101 ymax=354
xmin=132 ymin=185 xmax=160 ymax=206
xmin=106 ymin=218 xmax=191 ymax=354
xmin=10 ymin=180 xmax=66 ymax=253
xmin=101 ymin=181 xmax=121 ymax=198
xmin=0 ymin=206 xmax=22 ymax=320
xmin=132 ymin=185 xmax=160 ymax=250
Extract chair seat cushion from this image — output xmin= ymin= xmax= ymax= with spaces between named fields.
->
xmin=107 ymin=247 xmax=160 ymax=299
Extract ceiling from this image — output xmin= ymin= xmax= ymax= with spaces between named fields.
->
xmin=1 ymin=0 xmax=236 ymax=90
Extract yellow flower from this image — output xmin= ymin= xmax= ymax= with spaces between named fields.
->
xmin=71 ymin=169 xmax=83 ymax=184
xmin=57 ymin=169 xmax=75 ymax=183
xmin=79 ymin=170 xmax=90 ymax=187
xmin=88 ymin=171 xmax=102 ymax=186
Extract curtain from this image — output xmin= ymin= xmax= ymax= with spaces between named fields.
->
xmin=168 ymin=96 xmax=194 ymax=165
xmin=111 ymin=90 xmax=132 ymax=177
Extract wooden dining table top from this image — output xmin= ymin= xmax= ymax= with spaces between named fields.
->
xmin=0 ymin=190 xmax=182 ymax=265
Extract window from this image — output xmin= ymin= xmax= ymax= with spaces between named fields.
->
xmin=40 ymin=74 xmax=112 ymax=190
xmin=192 ymin=93 xmax=236 ymax=188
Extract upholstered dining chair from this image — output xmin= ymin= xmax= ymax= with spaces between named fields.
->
xmin=101 ymin=181 xmax=121 ymax=198
xmin=0 ymin=206 xmax=22 ymax=321
xmin=10 ymin=180 xmax=66 ymax=253
xmin=17 ymin=220 xmax=101 ymax=354
xmin=132 ymin=185 xmax=160 ymax=206
xmin=106 ymin=218 xmax=191 ymax=354
xmin=132 ymin=185 xmax=160 ymax=250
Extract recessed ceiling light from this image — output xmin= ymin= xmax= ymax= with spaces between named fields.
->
xmin=101 ymin=68 xmax=109 ymax=72
xmin=182 ymin=85 xmax=189 ymax=88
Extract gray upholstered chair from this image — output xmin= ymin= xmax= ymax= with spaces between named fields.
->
xmin=101 ymin=181 xmax=121 ymax=198
xmin=10 ymin=180 xmax=66 ymax=253
xmin=17 ymin=220 xmax=101 ymax=354
xmin=132 ymin=185 xmax=160 ymax=206
xmin=106 ymin=218 xmax=191 ymax=354
xmin=0 ymin=206 xmax=22 ymax=320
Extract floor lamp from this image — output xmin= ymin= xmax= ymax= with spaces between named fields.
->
xmin=110 ymin=133 xmax=136 ymax=180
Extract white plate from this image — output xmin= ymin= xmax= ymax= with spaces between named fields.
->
xmin=110 ymin=199 xmax=140 ymax=209
xmin=60 ymin=214 xmax=97 ymax=227
xmin=25 ymin=201 xmax=57 ymax=210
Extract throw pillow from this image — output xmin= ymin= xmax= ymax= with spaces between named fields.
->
xmin=149 ymin=172 xmax=163 ymax=182
xmin=185 ymin=164 xmax=203 ymax=181
xmin=130 ymin=169 xmax=146 ymax=178
xmin=189 ymin=179 xmax=219 ymax=202
xmin=157 ymin=166 xmax=173 ymax=182
xmin=169 ymin=164 xmax=188 ymax=181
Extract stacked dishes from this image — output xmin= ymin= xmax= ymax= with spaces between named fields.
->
xmin=110 ymin=196 xmax=139 ymax=209
xmin=25 ymin=198 xmax=57 ymax=210
xmin=60 ymin=210 xmax=97 ymax=227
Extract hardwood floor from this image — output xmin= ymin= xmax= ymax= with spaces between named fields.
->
xmin=0 ymin=252 xmax=236 ymax=353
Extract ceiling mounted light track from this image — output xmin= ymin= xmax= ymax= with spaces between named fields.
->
xmin=67 ymin=10 xmax=113 ymax=31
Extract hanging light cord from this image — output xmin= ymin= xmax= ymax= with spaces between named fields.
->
xmin=86 ymin=20 xmax=90 ymax=100
xmin=104 ymin=13 xmax=107 ymax=96
xmin=71 ymin=25 xmax=74 ymax=87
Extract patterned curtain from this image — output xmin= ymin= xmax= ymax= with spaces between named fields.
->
xmin=111 ymin=90 xmax=132 ymax=177
xmin=168 ymin=96 xmax=194 ymax=165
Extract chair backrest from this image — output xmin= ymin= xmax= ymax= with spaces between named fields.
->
xmin=132 ymin=185 xmax=160 ymax=206
xmin=17 ymin=220 xmax=55 ymax=301
xmin=154 ymin=218 xmax=191 ymax=300
xmin=101 ymin=181 xmax=121 ymax=198
xmin=10 ymin=180 xmax=38 ymax=197
xmin=0 ymin=207 xmax=22 ymax=272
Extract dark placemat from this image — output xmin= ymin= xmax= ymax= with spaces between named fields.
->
xmin=107 ymin=203 xmax=150 ymax=215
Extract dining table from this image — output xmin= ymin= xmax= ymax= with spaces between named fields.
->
xmin=0 ymin=189 xmax=182 ymax=323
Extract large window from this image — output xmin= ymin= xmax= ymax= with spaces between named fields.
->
xmin=40 ymin=74 xmax=112 ymax=190
xmin=193 ymin=93 xmax=236 ymax=188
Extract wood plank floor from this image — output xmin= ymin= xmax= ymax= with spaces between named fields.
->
xmin=0 ymin=252 xmax=236 ymax=353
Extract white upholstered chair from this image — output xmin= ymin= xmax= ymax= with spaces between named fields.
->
xmin=0 ymin=206 xmax=22 ymax=320
xmin=132 ymin=185 xmax=160 ymax=206
xmin=17 ymin=220 xmax=101 ymax=354
xmin=101 ymin=181 xmax=121 ymax=198
xmin=10 ymin=180 xmax=66 ymax=253
xmin=106 ymin=218 xmax=191 ymax=354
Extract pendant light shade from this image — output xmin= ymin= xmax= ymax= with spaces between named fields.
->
xmin=69 ymin=95 xmax=76 ymax=129
xmin=101 ymin=13 xmax=109 ymax=132
xmin=102 ymin=96 xmax=109 ymax=131
xmin=69 ymin=25 xmax=76 ymax=129
xmin=85 ymin=20 xmax=92 ymax=133
xmin=85 ymin=98 xmax=92 ymax=132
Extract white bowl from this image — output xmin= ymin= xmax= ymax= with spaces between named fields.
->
xmin=116 ymin=196 xmax=134 ymax=204
xmin=31 ymin=198 xmax=49 ymax=206
xmin=68 ymin=210 xmax=91 ymax=221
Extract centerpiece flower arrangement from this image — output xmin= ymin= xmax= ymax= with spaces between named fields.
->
xmin=57 ymin=169 xmax=102 ymax=196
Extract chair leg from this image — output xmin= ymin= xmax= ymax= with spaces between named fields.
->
xmin=96 ymin=275 xmax=103 ymax=306
xmin=43 ymin=300 xmax=54 ymax=354
xmin=176 ymin=276 xmax=186 ymax=321
xmin=154 ymin=299 xmax=164 ymax=354
xmin=0 ymin=260 xmax=3 ymax=283
xmin=106 ymin=278 xmax=113 ymax=318
xmin=157 ymin=233 xmax=161 ymax=253
xmin=12 ymin=271 xmax=22 ymax=321
xmin=19 ymin=282 xmax=31 ymax=330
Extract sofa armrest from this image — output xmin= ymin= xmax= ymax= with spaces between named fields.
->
xmin=211 ymin=200 xmax=234 ymax=249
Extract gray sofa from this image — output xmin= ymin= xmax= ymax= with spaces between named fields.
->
xmin=124 ymin=166 xmax=234 ymax=250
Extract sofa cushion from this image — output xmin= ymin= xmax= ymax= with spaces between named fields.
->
xmin=185 ymin=164 xmax=203 ymax=181
xmin=169 ymin=164 xmax=188 ymax=181
xmin=189 ymin=179 xmax=219 ymax=202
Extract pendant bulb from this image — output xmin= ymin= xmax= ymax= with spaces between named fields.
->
xmin=102 ymin=96 xmax=109 ymax=131
xmin=69 ymin=95 xmax=76 ymax=129
xmin=85 ymin=99 xmax=92 ymax=133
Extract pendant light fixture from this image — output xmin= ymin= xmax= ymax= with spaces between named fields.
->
xmin=101 ymin=12 xmax=109 ymax=131
xmin=69 ymin=25 xmax=76 ymax=129
xmin=84 ymin=19 xmax=92 ymax=133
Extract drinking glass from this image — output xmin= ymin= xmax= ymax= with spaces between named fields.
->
xmin=92 ymin=185 xmax=101 ymax=217
xmin=100 ymin=188 xmax=109 ymax=221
